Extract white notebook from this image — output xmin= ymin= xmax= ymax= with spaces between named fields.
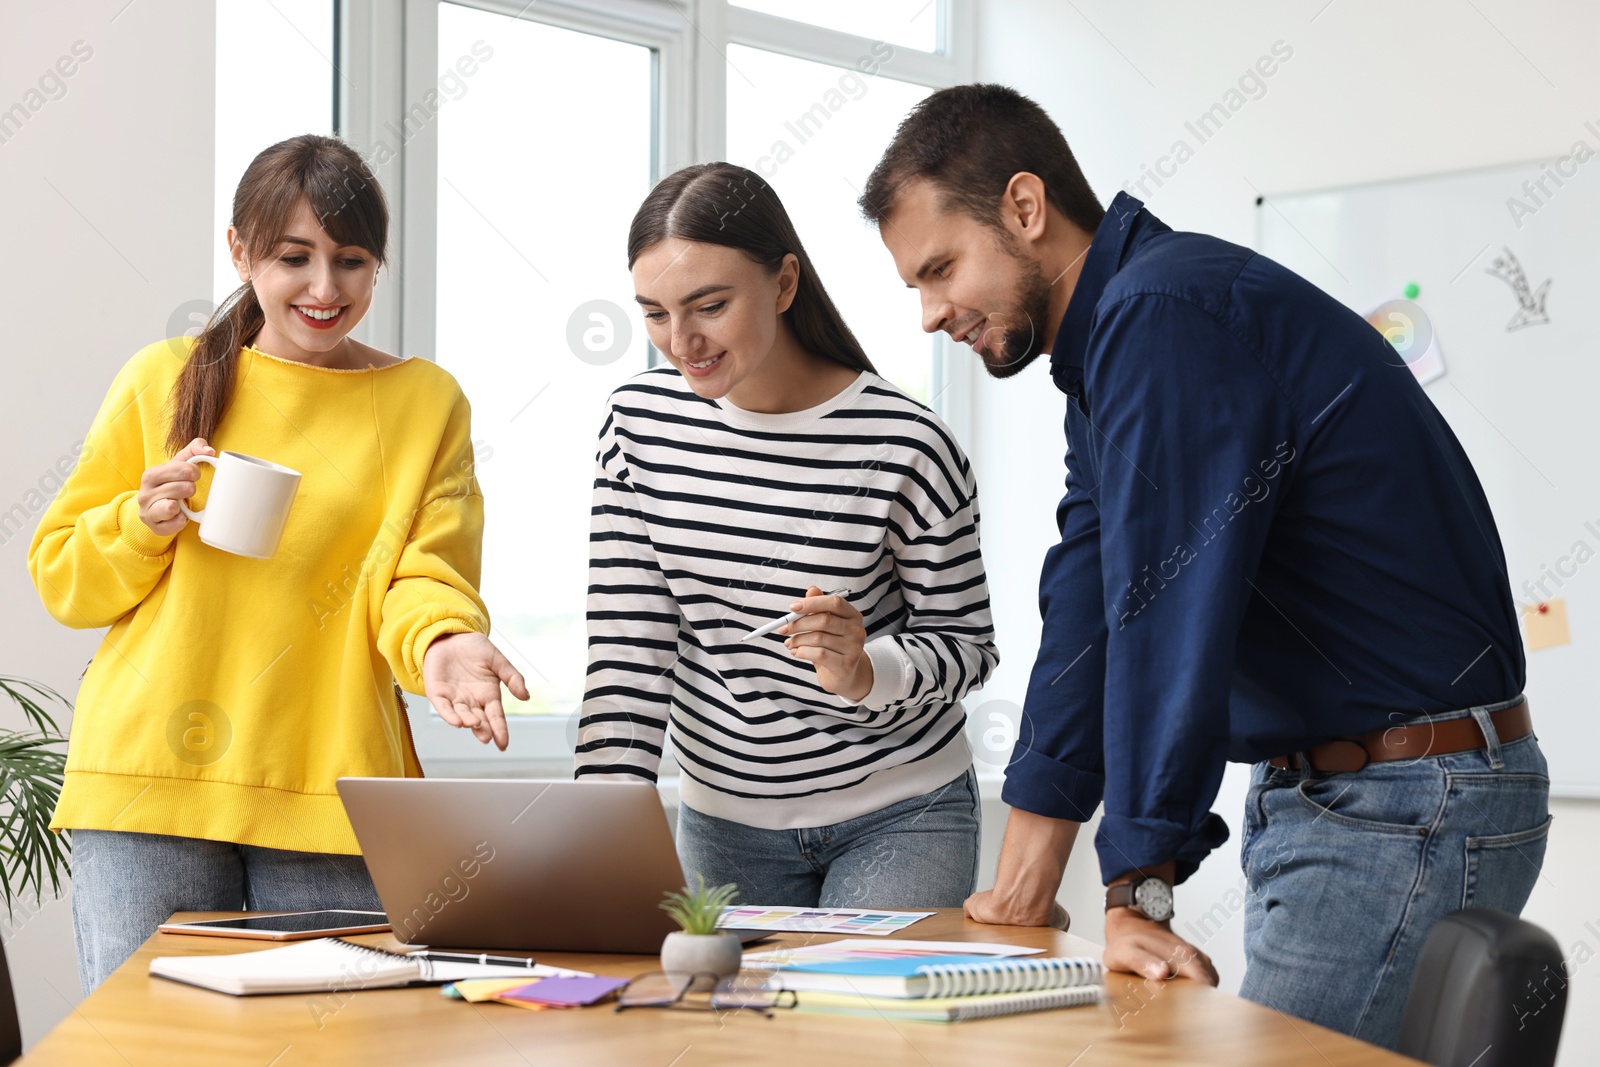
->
xmin=149 ymin=938 xmax=586 ymax=996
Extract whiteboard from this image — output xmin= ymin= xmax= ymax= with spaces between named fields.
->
xmin=1256 ymin=159 xmax=1598 ymax=798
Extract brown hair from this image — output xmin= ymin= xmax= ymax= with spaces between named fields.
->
xmin=627 ymin=163 xmax=876 ymax=375
xmin=166 ymin=134 xmax=389 ymax=453
xmin=859 ymin=83 xmax=1104 ymax=236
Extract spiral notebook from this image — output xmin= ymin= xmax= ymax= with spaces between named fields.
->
xmin=777 ymin=954 xmax=1103 ymax=999
xmin=794 ymin=985 xmax=1104 ymax=1022
xmin=149 ymin=938 xmax=584 ymax=996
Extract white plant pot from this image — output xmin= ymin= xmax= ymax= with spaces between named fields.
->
xmin=660 ymin=931 xmax=742 ymax=985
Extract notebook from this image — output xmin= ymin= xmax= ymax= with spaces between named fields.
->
xmin=149 ymin=938 xmax=587 ymax=996
xmin=777 ymin=954 xmax=1104 ymax=998
xmin=794 ymin=985 xmax=1104 ymax=1022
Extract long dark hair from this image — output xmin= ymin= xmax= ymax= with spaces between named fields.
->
xmin=166 ymin=134 xmax=389 ymax=453
xmin=627 ymin=163 xmax=876 ymax=375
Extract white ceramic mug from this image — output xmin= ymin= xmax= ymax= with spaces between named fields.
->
xmin=179 ymin=451 xmax=302 ymax=559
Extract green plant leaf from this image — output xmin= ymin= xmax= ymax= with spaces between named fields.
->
xmin=0 ymin=677 xmax=66 ymax=736
xmin=659 ymin=873 xmax=740 ymax=936
xmin=0 ymin=676 xmax=72 ymax=912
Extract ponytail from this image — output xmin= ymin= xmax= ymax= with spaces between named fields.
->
xmin=164 ymin=284 xmax=262 ymax=454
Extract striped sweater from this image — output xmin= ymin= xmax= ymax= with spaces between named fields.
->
xmin=575 ymin=368 xmax=998 ymax=829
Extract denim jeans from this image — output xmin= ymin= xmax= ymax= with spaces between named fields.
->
xmin=675 ymin=769 xmax=981 ymax=909
xmin=1236 ymin=699 xmax=1550 ymax=1050
xmin=71 ymin=830 xmax=381 ymax=994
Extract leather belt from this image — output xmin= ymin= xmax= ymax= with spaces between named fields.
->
xmin=1268 ymin=700 xmax=1532 ymax=774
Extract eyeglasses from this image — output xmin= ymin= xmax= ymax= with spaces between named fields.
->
xmin=614 ymin=971 xmax=797 ymax=1017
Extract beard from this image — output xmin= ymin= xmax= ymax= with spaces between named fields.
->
xmin=976 ymin=256 xmax=1054 ymax=380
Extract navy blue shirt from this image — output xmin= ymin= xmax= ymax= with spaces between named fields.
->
xmin=1001 ymin=193 xmax=1525 ymax=884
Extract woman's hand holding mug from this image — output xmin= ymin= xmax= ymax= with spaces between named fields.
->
xmin=138 ymin=438 xmax=215 ymax=536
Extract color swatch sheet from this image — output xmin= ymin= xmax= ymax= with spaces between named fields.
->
xmin=718 ymin=907 xmax=933 ymax=936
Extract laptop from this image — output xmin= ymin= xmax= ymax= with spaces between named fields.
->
xmin=338 ymin=777 xmax=762 ymax=954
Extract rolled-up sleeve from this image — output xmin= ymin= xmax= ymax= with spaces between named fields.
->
xmin=1001 ymin=438 xmax=1108 ymax=824
xmin=1088 ymin=294 xmax=1296 ymax=884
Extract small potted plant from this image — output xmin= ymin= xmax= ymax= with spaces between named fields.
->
xmin=659 ymin=874 xmax=741 ymax=983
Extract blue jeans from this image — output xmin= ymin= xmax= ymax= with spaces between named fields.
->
xmin=1236 ymin=700 xmax=1550 ymax=1050
xmin=71 ymin=830 xmax=380 ymax=994
xmin=675 ymin=769 xmax=981 ymax=909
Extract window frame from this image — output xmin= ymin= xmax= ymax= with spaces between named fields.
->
xmin=336 ymin=0 xmax=975 ymax=770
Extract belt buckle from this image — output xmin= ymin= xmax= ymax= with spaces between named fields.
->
xmin=1317 ymin=739 xmax=1370 ymax=774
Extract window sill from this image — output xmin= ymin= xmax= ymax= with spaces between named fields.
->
xmin=410 ymin=702 xmax=576 ymax=778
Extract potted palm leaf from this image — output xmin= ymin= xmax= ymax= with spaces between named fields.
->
xmin=659 ymin=874 xmax=741 ymax=982
xmin=0 ymin=677 xmax=71 ymax=911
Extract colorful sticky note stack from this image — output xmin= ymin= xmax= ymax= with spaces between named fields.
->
xmin=443 ymin=975 xmax=629 ymax=1011
xmin=447 ymin=978 xmax=543 ymax=1003
xmin=496 ymin=976 xmax=630 ymax=1008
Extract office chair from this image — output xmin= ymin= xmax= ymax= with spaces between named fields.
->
xmin=1398 ymin=908 xmax=1565 ymax=1067
xmin=0 ymin=934 xmax=20 ymax=1064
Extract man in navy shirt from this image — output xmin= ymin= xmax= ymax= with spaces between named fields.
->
xmin=861 ymin=84 xmax=1548 ymax=1050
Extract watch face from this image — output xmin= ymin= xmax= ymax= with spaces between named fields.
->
xmin=1134 ymin=877 xmax=1175 ymax=922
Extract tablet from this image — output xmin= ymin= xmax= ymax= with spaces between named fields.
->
xmin=157 ymin=910 xmax=391 ymax=940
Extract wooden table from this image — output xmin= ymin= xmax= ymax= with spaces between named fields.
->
xmin=20 ymin=910 xmax=1421 ymax=1065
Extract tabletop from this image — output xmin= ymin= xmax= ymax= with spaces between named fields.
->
xmin=18 ymin=909 xmax=1422 ymax=1066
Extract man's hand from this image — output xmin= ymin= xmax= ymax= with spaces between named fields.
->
xmin=964 ymin=888 xmax=1069 ymax=929
xmin=1102 ymin=906 xmax=1218 ymax=985
xmin=962 ymin=808 xmax=1080 ymax=928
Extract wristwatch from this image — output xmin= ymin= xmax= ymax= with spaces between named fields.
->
xmin=1105 ymin=875 xmax=1175 ymax=922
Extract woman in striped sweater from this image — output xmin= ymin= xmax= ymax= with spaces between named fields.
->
xmin=575 ymin=163 xmax=999 ymax=909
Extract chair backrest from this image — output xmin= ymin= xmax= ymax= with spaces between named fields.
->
xmin=1398 ymin=908 xmax=1565 ymax=1067
xmin=0 ymin=933 xmax=20 ymax=1064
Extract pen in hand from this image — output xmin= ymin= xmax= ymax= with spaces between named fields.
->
xmin=740 ymin=588 xmax=852 ymax=642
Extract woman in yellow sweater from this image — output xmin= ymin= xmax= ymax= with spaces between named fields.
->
xmin=28 ymin=134 xmax=527 ymax=992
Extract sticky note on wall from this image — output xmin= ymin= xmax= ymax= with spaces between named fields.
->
xmin=1522 ymin=599 xmax=1571 ymax=651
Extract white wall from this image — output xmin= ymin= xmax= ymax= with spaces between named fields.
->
xmin=968 ymin=1 xmax=1600 ymax=1063
xmin=0 ymin=0 xmax=215 ymax=1047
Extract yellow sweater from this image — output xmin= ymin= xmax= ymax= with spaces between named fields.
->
xmin=29 ymin=339 xmax=489 ymax=854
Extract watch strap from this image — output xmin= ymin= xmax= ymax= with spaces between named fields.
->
xmin=1105 ymin=882 xmax=1137 ymax=912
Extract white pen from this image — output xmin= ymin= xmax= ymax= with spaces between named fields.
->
xmin=740 ymin=588 xmax=852 ymax=642
xmin=409 ymin=949 xmax=538 ymax=967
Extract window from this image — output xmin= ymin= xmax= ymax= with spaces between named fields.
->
xmin=212 ymin=0 xmax=336 ymax=307
xmin=725 ymin=44 xmax=934 ymax=401
xmin=343 ymin=0 xmax=971 ymax=769
xmin=729 ymin=0 xmax=940 ymax=53
xmin=434 ymin=3 xmax=655 ymax=720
